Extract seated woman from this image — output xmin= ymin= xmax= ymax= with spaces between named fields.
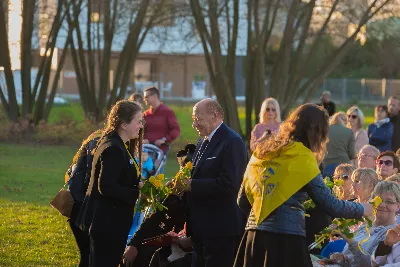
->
xmin=333 ymin=164 xmax=357 ymax=201
xmin=328 ymin=181 xmax=400 ymax=267
xmin=319 ymin=164 xmax=357 ymax=258
xmin=368 ymin=105 xmax=394 ymax=153
xmin=352 ymin=168 xmax=379 ymax=203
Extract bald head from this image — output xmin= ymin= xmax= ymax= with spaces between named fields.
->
xmin=195 ymin=98 xmax=224 ymax=119
xmin=192 ymin=98 xmax=224 ymax=137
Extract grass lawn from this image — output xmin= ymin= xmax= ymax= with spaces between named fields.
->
xmin=0 ymin=143 xmax=179 ymax=266
xmin=0 ymin=102 xmax=375 ymax=266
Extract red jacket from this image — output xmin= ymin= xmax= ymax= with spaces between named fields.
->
xmin=143 ymin=103 xmax=180 ymax=145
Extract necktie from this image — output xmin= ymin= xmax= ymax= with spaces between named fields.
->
xmin=194 ymin=139 xmax=209 ymax=166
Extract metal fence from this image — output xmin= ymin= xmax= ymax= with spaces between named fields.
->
xmin=301 ymin=78 xmax=400 ymax=104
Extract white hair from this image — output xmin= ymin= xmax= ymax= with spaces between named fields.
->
xmin=259 ymin=97 xmax=281 ymax=124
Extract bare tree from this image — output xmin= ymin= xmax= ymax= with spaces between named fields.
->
xmin=65 ymin=0 xmax=177 ymax=122
xmin=244 ymin=0 xmax=393 ymax=135
xmin=189 ymin=0 xmax=242 ymax=135
xmin=0 ymin=0 xmax=71 ymax=124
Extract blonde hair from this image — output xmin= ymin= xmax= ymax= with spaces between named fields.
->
xmin=330 ymin=112 xmax=346 ymax=125
xmin=259 ymin=97 xmax=281 ymax=124
xmin=346 ymin=106 xmax=365 ymax=129
xmin=373 ymin=181 xmax=400 ymax=202
xmin=352 ymin=168 xmax=379 ymax=189
xmin=334 ymin=163 xmax=356 ymax=177
xmin=387 ymin=174 xmax=400 ymax=184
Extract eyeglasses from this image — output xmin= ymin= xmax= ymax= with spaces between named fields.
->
xmin=348 ymin=114 xmax=358 ymax=119
xmin=359 ymin=153 xmax=375 ymax=158
xmin=266 ymin=108 xmax=276 ymax=112
xmin=144 ymin=93 xmax=155 ymax=99
xmin=380 ymin=199 xmax=398 ymax=206
xmin=376 ymin=160 xmax=393 ymax=167
xmin=333 ymin=174 xmax=349 ymax=180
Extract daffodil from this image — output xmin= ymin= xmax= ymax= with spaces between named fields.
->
xmin=149 ymin=176 xmax=156 ymax=184
xmin=154 ymin=180 xmax=162 ymax=188
xmin=156 ymin=174 xmax=165 ymax=181
xmin=185 ymin=161 xmax=193 ymax=170
xmin=370 ymin=196 xmax=383 ymax=209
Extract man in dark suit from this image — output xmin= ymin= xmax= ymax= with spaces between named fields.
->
xmin=122 ymin=99 xmax=247 ymax=267
xmin=184 ymin=98 xmax=247 ymax=267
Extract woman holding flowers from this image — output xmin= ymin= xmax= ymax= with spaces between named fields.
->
xmin=329 ymin=181 xmax=400 ymax=267
xmin=235 ymin=104 xmax=374 ymax=267
xmin=75 ymin=100 xmax=144 ymax=267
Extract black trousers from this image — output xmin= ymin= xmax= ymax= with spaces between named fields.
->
xmin=192 ymin=236 xmax=237 ymax=267
xmin=90 ymin=233 xmax=127 ymax=267
xmin=233 ymin=230 xmax=312 ymax=267
xmin=69 ymin=220 xmax=90 ymax=267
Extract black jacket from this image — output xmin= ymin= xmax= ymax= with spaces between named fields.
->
xmin=75 ymin=132 xmax=141 ymax=237
xmin=186 ymin=123 xmax=247 ymax=240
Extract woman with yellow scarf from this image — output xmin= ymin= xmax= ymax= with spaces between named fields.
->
xmin=234 ymin=104 xmax=374 ymax=267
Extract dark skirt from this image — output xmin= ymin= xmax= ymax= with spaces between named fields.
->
xmin=233 ymin=230 xmax=312 ymax=267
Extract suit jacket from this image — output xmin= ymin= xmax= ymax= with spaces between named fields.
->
xmin=186 ymin=123 xmax=247 ymax=240
xmin=75 ymin=132 xmax=140 ymax=238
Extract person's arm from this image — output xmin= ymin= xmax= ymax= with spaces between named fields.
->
xmin=127 ymin=195 xmax=186 ymax=247
xmin=190 ymin=137 xmax=247 ymax=199
xmin=98 ymin=146 xmax=140 ymax=205
xmin=305 ymin=174 xmax=364 ymax=219
xmin=348 ymin=131 xmax=357 ymax=160
xmin=165 ymin=109 xmax=180 ymax=143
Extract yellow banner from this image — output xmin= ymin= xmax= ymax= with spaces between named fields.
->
xmin=243 ymin=142 xmax=320 ymax=225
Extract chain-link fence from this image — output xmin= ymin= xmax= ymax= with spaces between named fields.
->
xmin=303 ymin=78 xmax=400 ymax=104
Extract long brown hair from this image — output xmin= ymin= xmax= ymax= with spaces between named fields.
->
xmin=94 ymin=100 xmax=144 ymax=170
xmin=255 ymin=104 xmax=329 ymax=163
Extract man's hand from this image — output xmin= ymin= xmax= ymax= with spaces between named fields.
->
xmin=143 ymin=139 xmax=150 ymax=144
xmin=384 ymin=225 xmax=400 ymax=247
xmin=154 ymin=139 xmax=166 ymax=147
xmin=123 ymin=246 xmax=138 ymax=267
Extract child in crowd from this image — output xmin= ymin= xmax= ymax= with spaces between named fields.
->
xmin=141 ymin=150 xmax=154 ymax=179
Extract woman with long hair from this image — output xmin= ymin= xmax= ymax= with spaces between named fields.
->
xmin=347 ymin=106 xmax=369 ymax=165
xmin=250 ymin=98 xmax=281 ymax=152
xmin=66 ymin=130 xmax=102 ymax=267
xmin=235 ymin=104 xmax=374 ymax=267
xmin=75 ymin=100 xmax=144 ymax=267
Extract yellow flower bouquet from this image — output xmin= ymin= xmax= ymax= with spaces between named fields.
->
xmin=137 ymin=173 xmax=172 ymax=214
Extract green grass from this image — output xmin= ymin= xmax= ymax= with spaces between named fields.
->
xmin=0 ymin=143 xmax=179 ymax=266
xmin=0 ymin=102 xmax=375 ymax=266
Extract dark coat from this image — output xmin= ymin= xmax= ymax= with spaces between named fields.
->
xmin=75 ymin=132 xmax=140 ymax=238
xmin=186 ymin=123 xmax=248 ymax=240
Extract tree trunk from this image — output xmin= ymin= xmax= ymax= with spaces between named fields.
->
xmin=0 ymin=0 xmax=19 ymax=121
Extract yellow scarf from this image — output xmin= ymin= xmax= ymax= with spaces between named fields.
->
xmin=243 ymin=141 xmax=320 ymax=225
xmin=124 ymin=143 xmax=141 ymax=177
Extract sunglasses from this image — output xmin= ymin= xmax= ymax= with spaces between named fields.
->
xmin=334 ymin=174 xmax=349 ymax=180
xmin=266 ymin=108 xmax=276 ymax=112
xmin=348 ymin=114 xmax=358 ymax=119
xmin=376 ymin=160 xmax=393 ymax=167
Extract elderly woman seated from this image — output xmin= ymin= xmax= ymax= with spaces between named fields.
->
xmin=328 ymin=181 xmax=400 ymax=267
